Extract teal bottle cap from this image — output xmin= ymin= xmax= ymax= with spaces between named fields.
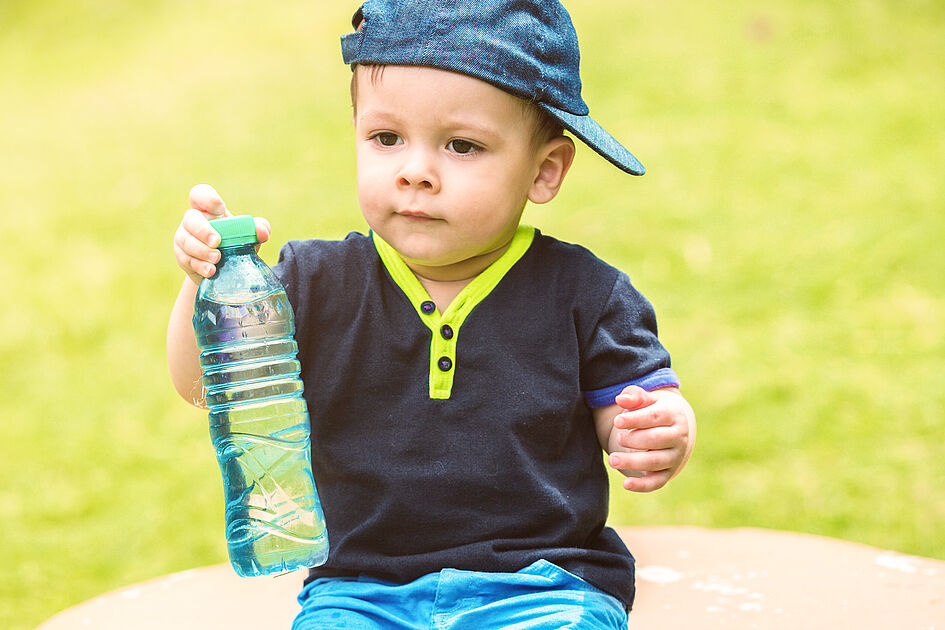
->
xmin=209 ymin=215 xmax=257 ymax=247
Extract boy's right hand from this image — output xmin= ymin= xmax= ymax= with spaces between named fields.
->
xmin=173 ymin=184 xmax=271 ymax=285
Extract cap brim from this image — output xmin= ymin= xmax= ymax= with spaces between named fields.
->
xmin=539 ymin=103 xmax=645 ymax=175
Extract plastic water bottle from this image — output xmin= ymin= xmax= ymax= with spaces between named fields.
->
xmin=193 ymin=215 xmax=329 ymax=577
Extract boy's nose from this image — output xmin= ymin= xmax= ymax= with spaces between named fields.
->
xmin=396 ymin=149 xmax=440 ymax=193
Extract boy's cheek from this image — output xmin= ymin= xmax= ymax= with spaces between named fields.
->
xmin=355 ymin=159 xmax=390 ymax=186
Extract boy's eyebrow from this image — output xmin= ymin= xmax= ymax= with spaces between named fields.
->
xmin=441 ymin=118 xmax=503 ymax=140
xmin=356 ymin=108 xmax=403 ymax=128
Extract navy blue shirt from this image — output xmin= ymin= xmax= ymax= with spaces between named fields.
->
xmin=273 ymin=226 xmax=678 ymax=610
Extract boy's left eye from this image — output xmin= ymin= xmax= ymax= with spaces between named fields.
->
xmin=447 ymin=139 xmax=481 ymax=155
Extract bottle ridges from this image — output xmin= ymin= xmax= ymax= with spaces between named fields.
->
xmin=194 ymin=279 xmax=328 ymax=576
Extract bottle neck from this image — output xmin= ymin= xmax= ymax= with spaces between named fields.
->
xmin=218 ymin=243 xmax=257 ymax=257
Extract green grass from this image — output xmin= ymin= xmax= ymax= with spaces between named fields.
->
xmin=2 ymin=1 xmax=943 ymax=628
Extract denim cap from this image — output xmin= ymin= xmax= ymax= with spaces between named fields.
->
xmin=341 ymin=0 xmax=645 ymax=175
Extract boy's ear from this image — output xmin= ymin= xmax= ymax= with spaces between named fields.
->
xmin=528 ymin=136 xmax=576 ymax=205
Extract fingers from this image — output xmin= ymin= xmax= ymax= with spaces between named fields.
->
xmin=608 ymin=447 xmax=679 ymax=475
xmin=177 ymin=183 xmax=227 ymax=282
xmin=175 ymin=185 xmax=274 ymax=284
xmin=174 ymin=208 xmax=223 ymax=282
xmin=614 ymin=390 xmax=688 ymax=432
xmin=607 ymin=449 xmax=677 ymax=493
xmin=621 ymin=471 xmax=672 ymax=493
xmin=615 ymin=424 xmax=685 ymax=451
xmin=609 ymin=420 xmax=687 ymax=478
xmin=189 ymin=184 xmax=229 ymax=218
xmin=614 ymin=385 xmax=657 ymax=412
xmin=614 ymin=403 xmax=671 ymax=431
xmin=255 ymin=216 xmax=272 ymax=246
xmin=608 ymin=388 xmax=692 ymax=492
xmin=607 ymin=387 xmax=694 ymax=493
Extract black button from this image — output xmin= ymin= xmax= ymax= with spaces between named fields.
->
xmin=420 ymin=301 xmax=436 ymax=314
xmin=440 ymin=325 xmax=454 ymax=340
xmin=437 ymin=356 xmax=453 ymax=372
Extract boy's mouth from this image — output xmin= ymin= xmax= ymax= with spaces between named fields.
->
xmin=398 ymin=209 xmax=437 ymax=221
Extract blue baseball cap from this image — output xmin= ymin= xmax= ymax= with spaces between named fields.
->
xmin=340 ymin=0 xmax=646 ymax=175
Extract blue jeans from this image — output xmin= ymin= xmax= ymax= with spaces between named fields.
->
xmin=292 ymin=559 xmax=628 ymax=629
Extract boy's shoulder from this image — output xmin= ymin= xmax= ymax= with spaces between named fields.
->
xmin=528 ymin=229 xmax=625 ymax=285
xmin=276 ymin=231 xmax=373 ymax=269
xmin=272 ymin=232 xmax=378 ymax=299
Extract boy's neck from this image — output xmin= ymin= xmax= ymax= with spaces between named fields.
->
xmin=406 ymin=244 xmax=511 ymax=313
xmin=413 ymin=276 xmax=471 ymax=315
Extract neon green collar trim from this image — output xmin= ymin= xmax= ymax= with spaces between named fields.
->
xmin=372 ymin=225 xmax=536 ymax=399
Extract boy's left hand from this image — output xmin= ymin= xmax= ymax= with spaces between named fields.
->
xmin=595 ymin=386 xmax=696 ymax=493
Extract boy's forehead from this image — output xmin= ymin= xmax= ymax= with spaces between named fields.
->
xmin=354 ymin=65 xmax=529 ymax=125
xmin=356 ymin=64 xmax=506 ymax=94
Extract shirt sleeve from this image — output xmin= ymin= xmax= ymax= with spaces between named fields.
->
xmin=580 ymin=272 xmax=680 ymax=408
xmin=271 ymin=241 xmax=297 ymax=292
xmin=271 ymin=240 xmax=306 ymax=328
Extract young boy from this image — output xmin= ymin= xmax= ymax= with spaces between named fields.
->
xmin=168 ymin=1 xmax=695 ymax=628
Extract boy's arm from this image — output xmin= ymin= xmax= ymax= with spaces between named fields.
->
xmin=167 ymin=278 xmax=205 ymax=406
xmin=593 ymin=385 xmax=696 ymax=493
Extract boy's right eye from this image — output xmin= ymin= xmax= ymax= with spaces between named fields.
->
xmin=373 ymin=132 xmax=402 ymax=147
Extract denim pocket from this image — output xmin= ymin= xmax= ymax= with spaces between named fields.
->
xmin=520 ymin=559 xmax=611 ymax=596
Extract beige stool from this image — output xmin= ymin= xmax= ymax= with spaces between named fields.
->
xmin=36 ymin=526 xmax=945 ymax=629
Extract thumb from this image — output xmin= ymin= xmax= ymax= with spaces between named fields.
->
xmin=189 ymin=184 xmax=229 ymax=218
xmin=254 ymin=217 xmax=272 ymax=246
xmin=614 ymin=385 xmax=658 ymax=412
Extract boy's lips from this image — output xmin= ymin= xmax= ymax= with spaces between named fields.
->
xmin=398 ymin=209 xmax=437 ymax=220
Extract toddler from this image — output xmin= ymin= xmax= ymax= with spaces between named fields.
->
xmin=168 ymin=1 xmax=696 ymax=628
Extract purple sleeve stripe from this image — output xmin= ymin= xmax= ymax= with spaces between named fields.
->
xmin=582 ymin=368 xmax=681 ymax=408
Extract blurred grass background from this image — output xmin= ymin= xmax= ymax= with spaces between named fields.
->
xmin=1 ymin=0 xmax=942 ymax=627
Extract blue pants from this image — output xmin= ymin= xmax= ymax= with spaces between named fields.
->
xmin=292 ymin=560 xmax=628 ymax=629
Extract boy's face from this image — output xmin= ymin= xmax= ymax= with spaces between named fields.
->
xmin=353 ymin=65 xmax=546 ymax=281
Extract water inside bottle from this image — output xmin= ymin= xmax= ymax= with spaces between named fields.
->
xmin=196 ymin=288 xmax=329 ymax=576
xmin=213 ymin=410 xmax=328 ymax=576
xmin=195 ymin=287 xmax=294 ymax=349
